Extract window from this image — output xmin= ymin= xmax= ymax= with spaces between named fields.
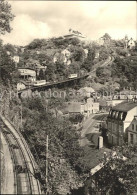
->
xmin=115 ymin=112 xmax=118 ymax=118
xmin=132 ymin=124 xmax=134 ymax=131
xmin=130 ymin=134 xmax=134 ymax=144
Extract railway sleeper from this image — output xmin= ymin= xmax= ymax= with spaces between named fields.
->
xmin=15 ymin=165 xmax=28 ymax=174
xmin=34 ymin=171 xmax=41 ymax=180
xmin=10 ymin=143 xmax=19 ymax=149
xmin=39 ymin=175 xmax=46 ymax=185
xmin=3 ymin=130 xmax=10 ymax=134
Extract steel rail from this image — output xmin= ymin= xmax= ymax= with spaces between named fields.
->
xmin=0 ymin=117 xmax=41 ymax=194
xmin=1 ymin=124 xmax=32 ymax=194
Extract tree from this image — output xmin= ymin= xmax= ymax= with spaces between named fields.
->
xmin=45 ymin=62 xmax=56 ymax=81
xmin=96 ymin=67 xmax=104 ymax=77
xmin=0 ymin=44 xmax=16 ymax=84
xmin=70 ymin=38 xmax=80 ymax=45
xmin=86 ymin=145 xmax=137 ymax=195
xmin=20 ymin=96 xmax=84 ymax=194
xmin=116 ymin=48 xmax=128 ymax=56
xmin=71 ymin=47 xmax=85 ymax=63
xmin=3 ymin=43 xmax=16 ymax=55
xmin=68 ymin=62 xmax=80 ymax=74
xmin=69 ymin=113 xmax=84 ymax=124
xmin=81 ymin=47 xmax=95 ymax=72
xmin=55 ymin=61 xmax=67 ymax=80
xmin=27 ymin=39 xmax=44 ymax=49
xmin=38 ymin=69 xmax=45 ymax=80
xmin=99 ymin=47 xmax=109 ymax=61
xmin=103 ymin=33 xmax=111 ymax=40
xmin=0 ymin=0 xmax=14 ymax=35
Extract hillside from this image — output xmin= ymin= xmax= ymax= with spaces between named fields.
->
xmin=1 ymin=34 xmax=137 ymax=194
xmin=1 ymin=34 xmax=137 ymax=92
xmin=88 ymin=52 xmax=137 ymax=92
xmin=16 ymin=37 xmax=114 ymax=82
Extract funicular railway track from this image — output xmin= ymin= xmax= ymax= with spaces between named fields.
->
xmin=0 ymin=117 xmax=41 ymax=195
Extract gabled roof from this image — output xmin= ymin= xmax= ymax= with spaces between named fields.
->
xmin=112 ymin=101 xmax=137 ymax=112
xmin=78 ymin=87 xmax=95 ymax=94
xmin=64 ymin=102 xmax=83 ymax=113
xmin=119 ymin=90 xmax=137 ymax=95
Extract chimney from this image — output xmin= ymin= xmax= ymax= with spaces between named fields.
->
xmin=134 ymin=97 xmax=137 ymax=103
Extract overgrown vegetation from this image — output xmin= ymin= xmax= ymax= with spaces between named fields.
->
xmin=86 ymin=145 xmax=137 ymax=195
xmin=1 ymin=1 xmax=137 ymax=194
xmin=2 ymin=95 xmax=87 ymax=194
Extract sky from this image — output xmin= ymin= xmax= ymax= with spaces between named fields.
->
xmin=1 ymin=1 xmax=136 ymax=46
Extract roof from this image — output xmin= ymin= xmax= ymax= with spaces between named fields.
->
xmin=18 ymin=68 xmax=36 ymax=76
xmin=112 ymin=101 xmax=137 ymax=112
xmin=118 ymin=90 xmax=137 ymax=95
xmin=64 ymin=34 xmax=85 ymax=39
xmin=99 ymin=99 xmax=107 ymax=107
xmin=65 ymin=102 xmax=82 ymax=113
xmin=18 ymin=67 xmax=35 ymax=71
xmin=78 ymin=87 xmax=95 ymax=94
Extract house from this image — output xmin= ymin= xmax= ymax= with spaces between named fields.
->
xmin=62 ymin=99 xmax=99 ymax=123
xmin=67 ymin=102 xmax=85 ymax=115
xmin=84 ymin=49 xmax=88 ymax=58
xmin=84 ymin=98 xmax=99 ymax=116
xmin=66 ymin=59 xmax=71 ymax=65
xmin=53 ymin=52 xmax=65 ymax=64
xmin=97 ymin=37 xmax=104 ymax=46
xmin=18 ymin=68 xmax=36 ymax=81
xmin=53 ymin=53 xmax=59 ymax=63
xmin=95 ymin=51 xmax=99 ymax=59
xmin=61 ymin=49 xmax=71 ymax=57
xmin=13 ymin=56 xmax=20 ymax=65
xmin=53 ymin=49 xmax=71 ymax=65
xmin=61 ymin=49 xmax=72 ymax=65
xmin=124 ymin=35 xmax=136 ymax=49
xmin=17 ymin=82 xmax=26 ymax=91
xmin=126 ymin=116 xmax=137 ymax=145
xmin=77 ymin=87 xmax=95 ymax=98
xmin=64 ymin=29 xmax=86 ymax=40
xmin=106 ymin=99 xmax=125 ymax=107
xmin=35 ymin=64 xmax=47 ymax=76
xmin=112 ymin=90 xmax=137 ymax=100
xmin=6 ymin=51 xmax=11 ymax=55
xmin=99 ymin=98 xmax=109 ymax=112
xmin=107 ymin=101 xmax=137 ymax=146
xmin=20 ymin=46 xmax=25 ymax=53
xmin=128 ymin=38 xmax=136 ymax=49
xmin=97 ymin=34 xmax=111 ymax=46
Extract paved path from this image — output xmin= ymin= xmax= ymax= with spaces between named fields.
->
xmin=81 ymin=114 xmax=96 ymax=137
xmin=88 ymin=56 xmax=114 ymax=78
xmin=0 ymin=132 xmax=15 ymax=194
xmin=80 ymin=113 xmax=108 ymax=147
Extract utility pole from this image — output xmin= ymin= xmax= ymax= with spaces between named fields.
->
xmin=46 ymin=135 xmax=49 ymax=194
xmin=20 ymin=105 xmax=22 ymax=127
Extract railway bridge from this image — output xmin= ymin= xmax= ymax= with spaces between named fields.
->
xmin=17 ymin=56 xmax=114 ymax=98
xmin=18 ymin=74 xmax=89 ymax=97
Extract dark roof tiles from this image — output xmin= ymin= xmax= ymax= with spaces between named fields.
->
xmin=112 ymin=101 xmax=137 ymax=112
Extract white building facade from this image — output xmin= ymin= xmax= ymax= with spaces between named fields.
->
xmin=107 ymin=101 xmax=137 ymax=146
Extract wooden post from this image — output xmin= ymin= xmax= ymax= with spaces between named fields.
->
xmin=20 ymin=105 xmax=22 ymax=127
xmin=46 ymin=135 xmax=48 ymax=194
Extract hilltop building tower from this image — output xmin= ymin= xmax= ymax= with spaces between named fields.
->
xmin=124 ymin=35 xmax=135 ymax=50
xmin=125 ymin=35 xmax=128 ymax=49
